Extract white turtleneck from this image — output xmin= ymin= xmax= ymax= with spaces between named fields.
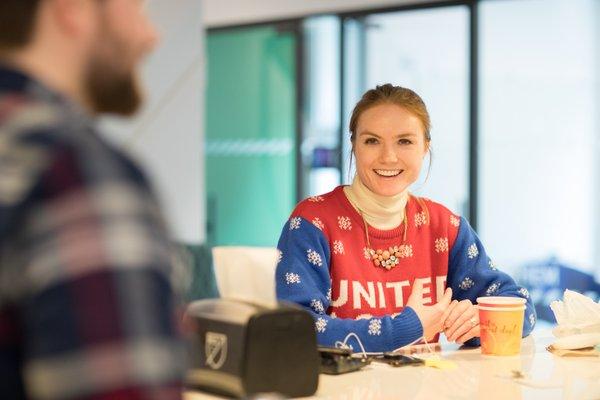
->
xmin=343 ymin=175 xmax=409 ymax=230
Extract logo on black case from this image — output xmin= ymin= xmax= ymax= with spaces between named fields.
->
xmin=205 ymin=332 xmax=228 ymax=370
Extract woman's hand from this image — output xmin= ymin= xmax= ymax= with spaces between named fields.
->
xmin=406 ymin=281 xmax=453 ymax=341
xmin=441 ymin=299 xmax=480 ymax=344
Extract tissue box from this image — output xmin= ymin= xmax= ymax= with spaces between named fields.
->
xmin=185 ymin=299 xmax=319 ymax=398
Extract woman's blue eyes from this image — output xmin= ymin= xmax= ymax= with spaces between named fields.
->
xmin=363 ymin=138 xmax=413 ymax=145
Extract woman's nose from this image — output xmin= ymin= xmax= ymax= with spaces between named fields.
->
xmin=380 ymin=145 xmax=398 ymax=163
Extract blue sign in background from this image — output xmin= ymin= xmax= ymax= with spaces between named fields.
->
xmin=518 ymin=257 xmax=600 ymax=323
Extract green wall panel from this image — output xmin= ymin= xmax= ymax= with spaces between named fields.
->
xmin=206 ymin=26 xmax=297 ymax=246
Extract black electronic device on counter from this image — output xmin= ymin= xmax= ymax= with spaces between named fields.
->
xmin=318 ymin=346 xmax=371 ymax=375
xmin=184 ymin=299 xmax=319 ymax=398
xmin=378 ymin=352 xmax=425 ymax=367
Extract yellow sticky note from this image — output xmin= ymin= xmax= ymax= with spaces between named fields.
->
xmin=423 ymin=356 xmax=458 ymax=371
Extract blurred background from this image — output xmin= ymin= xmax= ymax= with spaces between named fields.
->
xmin=102 ymin=0 xmax=600 ymax=324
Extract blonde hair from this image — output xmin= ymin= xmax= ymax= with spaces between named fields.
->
xmin=349 ymin=83 xmax=431 ymax=143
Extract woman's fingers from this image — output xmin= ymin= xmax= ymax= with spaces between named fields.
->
xmin=438 ymin=287 xmax=453 ymax=308
xmin=456 ymin=324 xmax=480 ymax=344
xmin=441 ymin=300 xmax=459 ymax=324
xmin=447 ymin=309 xmax=479 ymax=342
xmin=406 ymin=279 xmax=425 ymax=309
xmin=430 ymin=289 xmax=455 ymax=335
xmin=447 ymin=316 xmax=474 ymax=342
xmin=443 ymin=300 xmax=471 ymax=332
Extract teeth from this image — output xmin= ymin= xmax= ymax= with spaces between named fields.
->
xmin=375 ymin=169 xmax=401 ymax=177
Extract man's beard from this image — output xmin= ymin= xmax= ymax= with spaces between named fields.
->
xmin=83 ymin=41 xmax=143 ymax=116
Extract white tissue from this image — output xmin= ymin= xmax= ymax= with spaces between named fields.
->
xmin=550 ymin=289 xmax=600 ymax=338
xmin=552 ymin=333 xmax=600 ymax=350
xmin=212 ymin=246 xmax=279 ymax=308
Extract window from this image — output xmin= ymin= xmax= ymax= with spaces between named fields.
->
xmin=479 ymin=0 xmax=600 ymax=281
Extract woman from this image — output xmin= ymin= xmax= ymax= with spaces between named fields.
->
xmin=275 ymin=84 xmax=535 ymax=352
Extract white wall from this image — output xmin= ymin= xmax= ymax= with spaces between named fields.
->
xmin=202 ymin=0 xmax=443 ymax=27
xmin=101 ymin=0 xmax=205 ymax=244
xmin=595 ymin=0 xmax=600 ymax=282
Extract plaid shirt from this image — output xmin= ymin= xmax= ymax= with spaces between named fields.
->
xmin=0 ymin=65 xmax=184 ymax=399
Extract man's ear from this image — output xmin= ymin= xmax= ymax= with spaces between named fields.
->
xmin=48 ymin=0 xmax=97 ymax=37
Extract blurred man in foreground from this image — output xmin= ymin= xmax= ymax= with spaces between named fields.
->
xmin=0 ymin=0 xmax=184 ymax=398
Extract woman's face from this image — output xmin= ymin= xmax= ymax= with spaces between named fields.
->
xmin=353 ymin=103 xmax=429 ymax=197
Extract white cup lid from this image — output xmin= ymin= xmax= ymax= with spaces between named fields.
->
xmin=476 ymin=296 xmax=527 ymax=305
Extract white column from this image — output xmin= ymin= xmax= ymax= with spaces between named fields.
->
xmin=594 ymin=1 xmax=600 ymax=283
xmin=101 ymin=0 xmax=205 ymax=244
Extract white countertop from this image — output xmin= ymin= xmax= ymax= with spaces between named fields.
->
xmin=185 ymin=330 xmax=600 ymax=400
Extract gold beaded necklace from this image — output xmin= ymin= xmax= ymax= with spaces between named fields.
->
xmin=346 ymin=193 xmax=430 ymax=270
xmin=357 ymin=205 xmax=409 ymax=270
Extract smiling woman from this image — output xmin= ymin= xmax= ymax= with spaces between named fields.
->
xmin=351 ymin=102 xmax=427 ymax=198
xmin=274 ymin=83 xmax=537 ymax=353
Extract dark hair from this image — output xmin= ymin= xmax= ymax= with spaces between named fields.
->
xmin=348 ymin=84 xmax=433 ymax=181
xmin=0 ymin=0 xmax=41 ymax=50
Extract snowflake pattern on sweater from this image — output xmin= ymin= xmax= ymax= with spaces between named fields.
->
xmin=312 ymin=217 xmax=325 ymax=231
xmin=368 ymin=319 xmax=383 ymax=336
xmin=434 ymin=237 xmax=449 ymax=253
xmin=275 ymin=186 xmax=536 ymax=353
xmin=414 ymin=212 xmax=427 ymax=227
xmin=333 ymin=240 xmax=345 ymax=255
xmin=310 ymin=299 xmax=325 ymax=314
xmin=459 ymin=277 xmax=475 ymax=290
xmin=285 ymin=272 xmax=301 ymax=285
xmin=289 ymin=217 xmax=301 ymax=230
xmin=315 ymin=317 xmax=327 ymax=332
xmin=306 ymin=249 xmax=323 ymax=267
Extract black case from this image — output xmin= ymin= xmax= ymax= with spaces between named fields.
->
xmin=185 ymin=299 xmax=319 ymax=398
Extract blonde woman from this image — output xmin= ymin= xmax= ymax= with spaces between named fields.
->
xmin=276 ymin=84 xmax=535 ymax=352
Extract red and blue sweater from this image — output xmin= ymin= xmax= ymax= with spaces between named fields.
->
xmin=275 ymin=186 xmax=536 ymax=352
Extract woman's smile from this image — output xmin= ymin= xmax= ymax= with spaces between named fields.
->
xmin=374 ymin=169 xmax=403 ymax=178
